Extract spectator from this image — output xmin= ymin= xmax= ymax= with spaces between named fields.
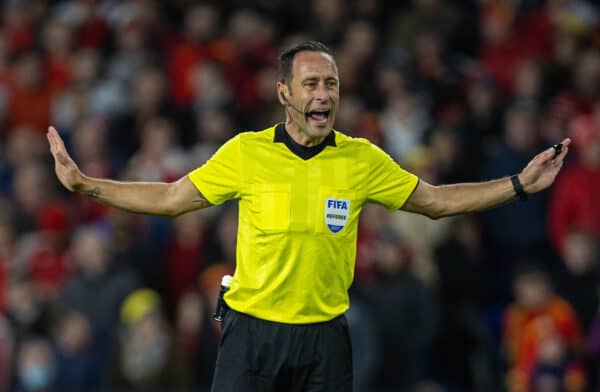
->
xmin=433 ymin=216 xmax=498 ymax=390
xmin=59 ymin=224 xmax=139 ymax=333
xmin=549 ymin=108 xmax=600 ymax=252
xmin=503 ymin=264 xmax=585 ymax=392
xmin=167 ymin=3 xmax=221 ymax=107
xmin=171 ymin=290 xmax=220 ymax=390
xmin=52 ymin=309 xmax=103 ymax=391
xmin=187 ymin=106 xmax=236 ymax=169
xmin=5 ymin=275 xmax=52 ymax=346
xmin=5 ymin=52 xmax=58 ymax=136
xmin=361 ymin=227 xmax=436 ymax=390
xmin=109 ymin=67 xmax=173 ymax=162
xmin=113 ymin=289 xmax=173 ymax=391
xmin=41 ymin=19 xmax=74 ymax=94
xmin=123 ymin=117 xmax=186 ymax=183
xmin=380 ymin=91 xmax=430 ymax=160
xmin=11 ymin=161 xmax=55 ymax=235
xmin=481 ymin=102 xmax=549 ymax=259
xmin=14 ymin=337 xmax=56 ymax=392
xmin=553 ymin=228 xmax=599 ymax=331
xmin=26 ymin=202 xmax=73 ymax=299
xmin=387 ymin=0 xmax=460 ymax=58
xmin=162 ymin=210 xmax=209 ymax=311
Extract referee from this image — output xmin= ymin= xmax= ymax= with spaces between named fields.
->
xmin=47 ymin=41 xmax=570 ymax=391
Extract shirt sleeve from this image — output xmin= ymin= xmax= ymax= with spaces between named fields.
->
xmin=365 ymin=143 xmax=419 ymax=211
xmin=187 ymin=134 xmax=241 ymax=205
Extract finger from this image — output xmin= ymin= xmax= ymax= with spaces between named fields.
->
xmin=555 ymin=145 xmax=569 ymax=163
xmin=554 ymin=137 xmax=571 ymax=161
xmin=540 ymin=138 xmax=572 ymax=164
xmin=47 ymin=136 xmax=58 ymax=158
xmin=539 ymin=146 xmax=556 ymax=163
xmin=47 ymin=128 xmax=61 ymax=154
xmin=46 ymin=128 xmax=55 ymax=149
xmin=48 ymin=126 xmax=67 ymax=151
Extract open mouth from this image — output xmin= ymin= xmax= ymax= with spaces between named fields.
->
xmin=305 ymin=110 xmax=331 ymax=125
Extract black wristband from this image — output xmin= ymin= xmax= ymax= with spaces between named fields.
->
xmin=510 ymin=174 xmax=528 ymax=202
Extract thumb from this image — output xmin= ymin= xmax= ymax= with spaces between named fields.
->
xmin=539 ymin=146 xmax=556 ymax=163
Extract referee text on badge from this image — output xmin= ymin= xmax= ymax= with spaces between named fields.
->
xmin=325 ymin=198 xmax=350 ymax=233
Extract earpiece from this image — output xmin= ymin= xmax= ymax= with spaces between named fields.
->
xmin=279 ymin=90 xmax=305 ymax=115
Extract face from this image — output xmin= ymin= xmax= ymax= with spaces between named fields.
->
xmin=279 ymin=51 xmax=340 ymax=145
xmin=515 ymin=274 xmax=549 ymax=309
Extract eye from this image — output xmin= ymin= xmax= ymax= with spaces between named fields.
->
xmin=304 ymin=82 xmax=317 ymax=89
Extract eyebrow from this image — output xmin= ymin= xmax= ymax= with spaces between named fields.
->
xmin=301 ymin=76 xmax=339 ymax=83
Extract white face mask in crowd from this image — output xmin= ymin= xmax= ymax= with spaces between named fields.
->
xmin=19 ymin=363 xmax=54 ymax=392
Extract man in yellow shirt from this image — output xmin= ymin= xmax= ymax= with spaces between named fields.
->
xmin=48 ymin=41 xmax=570 ymax=391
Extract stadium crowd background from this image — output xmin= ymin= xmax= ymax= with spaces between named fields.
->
xmin=0 ymin=0 xmax=599 ymax=391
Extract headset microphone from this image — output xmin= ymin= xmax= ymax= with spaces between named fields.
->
xmin=280 ymin=92 xmax=306 ymax=115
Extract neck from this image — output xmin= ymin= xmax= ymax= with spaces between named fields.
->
xmin=284 ymin=117 xmax=326 ymax=147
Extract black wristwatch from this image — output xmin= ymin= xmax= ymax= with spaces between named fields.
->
xmin=510 ymin=174 xmax=528 ymax=202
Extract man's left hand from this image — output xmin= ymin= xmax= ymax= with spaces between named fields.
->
xmin=519 ymin=138 xmax=571 ymax=194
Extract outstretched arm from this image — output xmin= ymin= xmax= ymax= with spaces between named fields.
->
xmin=47 ymin=126 xmax=211 ymax=217
xmin=402 ymin=138 xmax=571 ymax=219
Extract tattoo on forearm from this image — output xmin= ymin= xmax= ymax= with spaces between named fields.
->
xmin=85 ymin=187 xmax=101 ymax=198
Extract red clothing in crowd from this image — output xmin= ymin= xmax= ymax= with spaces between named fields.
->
xmin=163 ymin=231 xmax=207 ymax=309
xmin=549 ymin=163 xmax=600 ymax=252
xmin=6 ymin=82 xmax=55 ymax=135
xmin=29 ymin=246 xmax=72 ymax=299
xmin=503 ymin=296 xmax=585 ymax=391
xmin=29 ymin=203 xmax=73 ymax=299
xmin=168 ymin=40 xmax=209 ymax=106
xmin=44 ymin=55 xmax=72 ymax=92
xmin=479 ymin=2 xmax=553 ymax=95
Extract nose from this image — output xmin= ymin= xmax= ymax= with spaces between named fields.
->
xmin=314 ymin=82 xmax=330 ymax=102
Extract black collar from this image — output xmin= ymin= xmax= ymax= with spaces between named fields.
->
xmin=273 ymin=123 xmax=336 ymax=160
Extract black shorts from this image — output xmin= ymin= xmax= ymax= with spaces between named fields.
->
xmin=210 ymin=309 xmax=353 ymax=392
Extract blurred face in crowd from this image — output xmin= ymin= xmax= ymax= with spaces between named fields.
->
xmin=581 ymin=135 xmax=600 ymax=167
xmin=74 ymin=226 xmax=110 ymax=278
xmin=278 ymin=51 xmax=340 ymax=146
xmin=513 ymin=60 xmax=541 ymax=99
xmin=185 ymin=4 xmax=219 ymax=42
xmin=176 ymin=291 xmax=204 ymax=335
xmin=563 ymin=229 xmax=597 ymax=275
xmin=15 ymin=54 xmax=42 ymax=88
xmin=504 ymin=107 xmax=537 ymax=152
xmin=55 ymin=311 xmax=92 ymax=355
xmin=43 ymin=20 xmax=72 ymax=57
xmin=6 ymin=126 xmax=46 ymax=168
xmin=514 ymin=272 xmax=550 ymax=310
xmin=14 ymin=161 xmax=50 ymax=214
xmin=132 ymin=68 xmax=166 ymax=113
xmin=574 ymin=50 xmax=600 ymax=98
xmin=342 ymin=21 xmax=377 ymax=63
xmin=7 ymin=277 xmax=39 ymax=324
xmin=17 ymin=338 xmax=55 ymax=392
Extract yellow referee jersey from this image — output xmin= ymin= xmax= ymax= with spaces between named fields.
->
xmin=188 ymin=124 xmax=419 ymax=324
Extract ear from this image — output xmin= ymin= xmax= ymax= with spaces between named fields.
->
xmin=277 ymin=81 xmax=288 ymax=105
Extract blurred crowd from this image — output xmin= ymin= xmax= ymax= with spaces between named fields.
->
xmin=0 ymin=0 xmax=599 ymax=391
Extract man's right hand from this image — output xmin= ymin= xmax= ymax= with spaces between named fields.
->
xmin=47 ymin=126 xmax=83 ymax=192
